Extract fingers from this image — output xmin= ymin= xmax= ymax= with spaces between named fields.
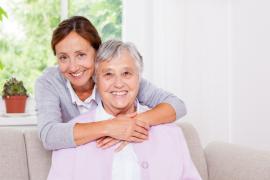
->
xmin=97 ymin=137 xmax=112 ymax=147
xmin=96 ymin=137 xmax=106 ymax=144
xmin=132 ymin=120 xmax=150 ymax=141
xmin=130 ymin=131 xmax=148 ymax=141
xmin=129 ymin=136 xmax=146 ymax=143
xmin=97 ymin=137 xmax=119 ymax=148
xmin=100 ymin=138 xmax=120 ymax=149
xmin=97 ymin=136 xmax=122 ymax=149
xmin=135 ymin=121 xmax=149 ymax=131
xmin=115 ymin=141 xmax=129 ymax=152
xmin=127 ymin=120 xmax=149 ymax=141
xmin=136 ymin=120 xmax=150 ymax=130
xmin=97 ymin=137 xmax=120 ymax=149
xmin=134 ymin=126 xmax=148 ymax=137
xmin=107 ymin=116 xmax=150 ymax=142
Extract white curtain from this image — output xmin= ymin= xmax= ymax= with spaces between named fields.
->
xmin=123 ymin=0 xmax=270 ymax=150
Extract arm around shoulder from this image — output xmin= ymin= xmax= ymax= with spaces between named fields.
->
xmin=35 ymin=76 xmax=76 ymax=150
xmin=138 ymin=78 xmax=187 ymax=121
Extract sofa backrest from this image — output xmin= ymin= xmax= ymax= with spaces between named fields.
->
xmin=0 ymin=122 xmax=207 ymax=180
xmin=24 ymin=130 xmax=51 ymax=180
xmin=179 ymin=123 xmax=208 ymax=180
xmin=0 ymin=128 xmax=29 ymax=180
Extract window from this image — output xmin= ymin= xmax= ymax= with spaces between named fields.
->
xmin=0 ymin=0 xmax=122 ymax=94
xmin=70 ymin=0 xmax=122 ymax=41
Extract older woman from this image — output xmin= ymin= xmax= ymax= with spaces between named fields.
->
xmin=35 ymin=16 xmax=186 ymax=151
xmin=47 ymin=40 xmax=201 ymax=180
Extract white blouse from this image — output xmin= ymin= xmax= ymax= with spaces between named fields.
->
xmin=95 ymin=99 xmax=142 ymax=180
xmin=66 ymin=81 xmax=98 ymax=114
xmin=67 ymin=80 xmax=142 ymax=180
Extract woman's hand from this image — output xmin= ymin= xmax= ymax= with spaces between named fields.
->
xmin=96 ymin=138 xmax=129 ymax=152
xmin=96 ymin=136 xmax=120 ymax=149
xmin=106 ymin=112 xmax=150 ymax=142
xmin=96 ymin=112 xmax=150 ymax=150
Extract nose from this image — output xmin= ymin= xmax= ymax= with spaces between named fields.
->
xmin=69 ymin=58 xmax=79 ymax=72
xmin=114 ymin=76 xmax=124 ymax=88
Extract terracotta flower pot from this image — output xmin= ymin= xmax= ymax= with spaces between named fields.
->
xmin=4 ymin=96 xmax=28 ymax=113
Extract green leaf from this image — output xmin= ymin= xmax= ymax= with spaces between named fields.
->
xmin=2 ymin=77 xmax=27 ymax=96
xmin=0 ymin=6 xmax=8 ymax=22
xmin=0 ymin=59 xmax=3 ymax=70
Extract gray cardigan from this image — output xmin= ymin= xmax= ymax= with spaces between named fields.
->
xmin=35 ymin=66 xmax=186 ymax=150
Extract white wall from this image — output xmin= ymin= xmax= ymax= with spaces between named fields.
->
xmin=230 ymin=0 xmax=270 ymax=150
xmin=182 ymin=0 xmax=231 ymax=146
xmin=123 ymin=0 xmax=270 ymax=150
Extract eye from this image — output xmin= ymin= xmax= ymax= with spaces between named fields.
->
xmin=77 ymin=53 xmax=86 ymax=60
xmin=104 ymin=72 xmax=113 ymax=79
xmin=105 ymin=72 xmax=112 ymax=76
xmin=58 ymin=55 xmax=68 ymax=63
xmin=122 ymin=71 xmax=132 ymax=78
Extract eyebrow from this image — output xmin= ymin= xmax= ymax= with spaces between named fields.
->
xmin=101 ymin=66 xmax=135 ymax=73
xmin=57 ymin=48 xmax=88 ymax=55
xmin=56 ymin=52 xmax=68 ymax=56
xmin=122 ymin=67 xmax=134 ymax=71
xmin=74 ymin=50 xmax=87 ymax=54
xmin=101 ymin=68 xmax=113 ymax=73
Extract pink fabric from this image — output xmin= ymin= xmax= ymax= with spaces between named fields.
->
xmin=47 ymin=111 xmax=201 ymax=180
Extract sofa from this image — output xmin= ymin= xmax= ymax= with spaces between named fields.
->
xmin=0 ymin=123 xmax=270 ymax=180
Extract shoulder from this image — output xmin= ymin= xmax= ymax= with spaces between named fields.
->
xmin=36 ymin=66 xmax=66 ymax=87
xmin=139 ymin=78 xmax=150 ymax=89
xmin=71 ymin=109 xmax=97 ymax=123
xmin=151 ymin=123 xmax=183 ymax=139
xmin=137 ymin=103 xmax=149 ymax=113
xmin=37 ymin=66 xmax=62 ymax=81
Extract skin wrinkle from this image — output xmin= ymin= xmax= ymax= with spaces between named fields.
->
xmin=96 ymin=50 xmax=140 ymax=117
xmin=55 ymin=31 xmax=96 ymax=100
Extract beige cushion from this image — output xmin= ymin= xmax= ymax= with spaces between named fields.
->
xmin=24 ymin=123 xmax=208 ymax=180
xmin=24 ymin=129 xmax=51 ymax=180
xmin=205 ymin=142 xmax=270 ymax=180
xmin=178 ymin=123 xmax=208 ymax=180
xmin=0 ymin=128 xmax=29 ymax=180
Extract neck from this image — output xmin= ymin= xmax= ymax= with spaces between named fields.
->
xmin=72 ymin=79 xmax=95 ymax=101
xmin=103 ymin=103 xmax=136 ymax=117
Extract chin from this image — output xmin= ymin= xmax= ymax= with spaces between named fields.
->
xmin=114 ymin=100 xmax=135 ymax=109
xmin=112 ymin=103 xmax=129 ymax=110
xmin=70 ymin=79 xmax=85 ymax=86
xmin=113 ymin=105 xmax=128 ymax=109
xmin=70 ymin=76 xmax=90 ymax=86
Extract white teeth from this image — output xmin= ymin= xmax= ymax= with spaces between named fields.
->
xmin=112 ymin=91 xmax=127 ymax=96
xmin=71 ymin=72 xmax=83 ymax=77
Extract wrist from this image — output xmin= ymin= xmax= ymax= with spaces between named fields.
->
xmin=136 ymin=112 xmax=151 ymax=126
xmin=102 ymin=119 xmax=114 ymax=137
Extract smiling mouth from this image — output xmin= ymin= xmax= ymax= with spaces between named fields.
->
xmin=70 ymin=71 xmax=84 ymax=78
xmin=111 ymin=91 xmax=128 ymax=96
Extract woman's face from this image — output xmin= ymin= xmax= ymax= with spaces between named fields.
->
xmin=55 ymin=31 xmax=96 ymax=89
xmin=96 ymin=50 xmax=140 ymax=115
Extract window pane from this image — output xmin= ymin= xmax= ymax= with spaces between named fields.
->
xmin=0 ymin=0 xmax=60 ymax=94
xmin=0 ymin=0 xmax=122 ymax=94
xmin=69 ymin=0 xmax=122 ymax=42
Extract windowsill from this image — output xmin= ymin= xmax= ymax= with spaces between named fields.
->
xmin=0 ymin=97 xmax=37 ymax=126
xmin=0 ymin=114 xmax=37 ymax=126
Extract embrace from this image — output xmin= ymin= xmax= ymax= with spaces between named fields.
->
xmin=35 ymin=16 xmax=201 ymax=180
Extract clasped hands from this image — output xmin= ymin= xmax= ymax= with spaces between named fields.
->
xmin=96 ymin=112 xmax=150 ymax=152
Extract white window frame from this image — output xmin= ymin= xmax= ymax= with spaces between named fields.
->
xmin=61 ymin=0 xmax=68 ymax=20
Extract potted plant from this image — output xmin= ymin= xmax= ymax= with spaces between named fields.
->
xmin=2 ymin=77 xmax=28 ymax=113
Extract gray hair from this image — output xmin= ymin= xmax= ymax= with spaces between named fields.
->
xmin=94 ymin=40 xmax=143 ymax=81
